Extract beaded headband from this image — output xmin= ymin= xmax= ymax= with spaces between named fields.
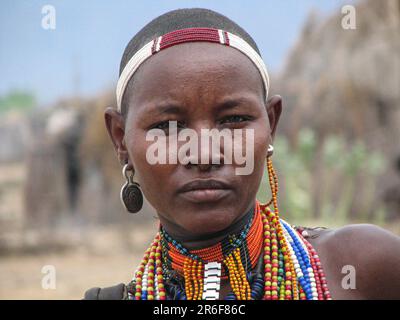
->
xmin=116 ymin=27 xmax=270 ymax=112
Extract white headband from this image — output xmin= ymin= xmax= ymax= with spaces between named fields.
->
xmin=116 ymin=28 xmax=270 ymax=112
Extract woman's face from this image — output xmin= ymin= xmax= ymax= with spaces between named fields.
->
xmin=106 ymin=42 xmax=281 ymax=238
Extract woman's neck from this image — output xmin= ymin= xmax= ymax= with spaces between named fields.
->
xmin=159 ymin=206 xmax=255 ymax=250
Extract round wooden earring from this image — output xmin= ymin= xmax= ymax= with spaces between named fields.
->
xmin=120 ymin=164 xmax=143 ymax=214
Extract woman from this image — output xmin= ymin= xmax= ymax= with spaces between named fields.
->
xmin=85 ymin=8 xmax=400 ymax=300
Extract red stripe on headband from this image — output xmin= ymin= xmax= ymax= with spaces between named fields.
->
xmin=223 ymin=31 xmax=230 ymax=46
xmin=151 ymin=28 xmax=229 ymax=55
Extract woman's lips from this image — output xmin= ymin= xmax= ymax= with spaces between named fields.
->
xmin=176 ymin=179 xmax=232 ymax=203
xmin=179 ymin=188 xmax=232 ymax=203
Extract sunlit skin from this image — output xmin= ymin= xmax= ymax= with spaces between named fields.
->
xmin=105 ymin=42 xmax=400 ymax=299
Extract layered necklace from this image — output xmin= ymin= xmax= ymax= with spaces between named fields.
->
xmin=128 ymin=201 xmax=331 ymax=300
xmin=127 ymin=158 xmax=332 ymax=300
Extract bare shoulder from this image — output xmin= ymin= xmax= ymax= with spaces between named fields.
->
xmin=324 ymin=223 xmax=400 ymax=258
xmin=310 ymin=223 xmax=400 ymax=299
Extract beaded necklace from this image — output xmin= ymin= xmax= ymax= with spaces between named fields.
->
xmin=127 ymin=158 xmax=332 ymax=300
xmin=160 ymin=204 xmax=261 ymax=300
xmin=128 ymin=201 xmax=331 ymax=300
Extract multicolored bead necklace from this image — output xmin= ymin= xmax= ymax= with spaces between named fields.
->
xmin=127 ymin=157 xmax=332 ymax=300
xmin=159 ymin=204 xmax=262 ymax=300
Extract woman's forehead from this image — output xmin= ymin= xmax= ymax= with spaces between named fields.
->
xmin=125 ymin=42 xmax=265 ymax=110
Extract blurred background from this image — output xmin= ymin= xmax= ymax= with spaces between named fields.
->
xmin=0 ymin=0 xmax=399 ymax=299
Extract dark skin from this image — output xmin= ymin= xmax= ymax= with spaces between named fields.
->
xmin=106 ymin=42 xmax=400 ymax=299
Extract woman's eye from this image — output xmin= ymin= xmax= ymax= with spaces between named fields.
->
xmin=220 ymin=115 xmax=251 ymax=125
xmin=153 ymin=121 xmax=169 ymax=130
xmin=152 ymin=121 xmax=185 ymax=132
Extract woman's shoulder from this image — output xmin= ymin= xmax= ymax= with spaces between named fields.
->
xmin=316 ymin=223 xmax=399 ymax=251
xmin=310 ymin=223 xmax=400 ymax=299
xmin=310 ymin=223 xmax=400 ymax=264
xmin=83 ymin=282 xmax=128 ymax=300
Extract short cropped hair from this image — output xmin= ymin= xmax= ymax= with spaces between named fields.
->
xmin=119 ymin=8 xmax=261 ymax=115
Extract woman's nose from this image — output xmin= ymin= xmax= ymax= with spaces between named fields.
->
xmin=181 ymin=124 xmax=225 ymax=170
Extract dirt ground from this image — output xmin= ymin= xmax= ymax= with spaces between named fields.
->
xmin=1 ymin=250 xmax=134 ymax=299
xmin=0 ymin=224 xmax=158 ymax=300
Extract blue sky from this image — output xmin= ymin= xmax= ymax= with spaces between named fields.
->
xmin=0 ymin=0 xmax=355 ymax=106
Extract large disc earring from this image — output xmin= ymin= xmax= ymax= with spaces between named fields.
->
xmin=120 ymin=164 xmax=143 ymax=214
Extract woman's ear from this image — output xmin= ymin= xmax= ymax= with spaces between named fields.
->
xmin=105 ymin=107 xmax=128 ymax=165
xmin=266 ymin=95 xmax=282 ymax=142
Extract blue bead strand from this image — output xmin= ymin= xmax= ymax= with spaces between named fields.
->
xmin=281 ymin=220 xmax=314 ymax=299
